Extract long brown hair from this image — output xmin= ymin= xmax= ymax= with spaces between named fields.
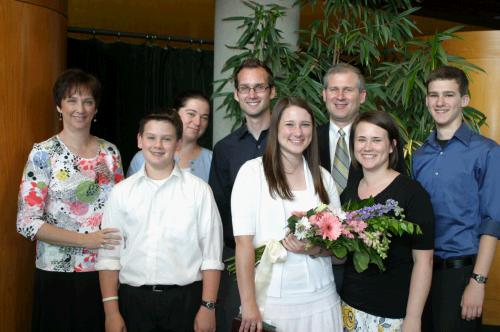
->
xmin=263 ymin=96 xmax=329 ymax=203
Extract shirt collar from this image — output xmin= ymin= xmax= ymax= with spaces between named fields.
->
xmin=425 ymin=122 xmax=474 ymax=148
xmin=236 ymin=123 xmax=269 ymax=141
xmin=136 ymin=162 xmax=183 ymax=181
xmin=236 ymin=123 xmax=249 ymax=139
xmin=453 ymin=122 xmax=474 ymax=145
xmin=329 ymin=120 xmax=352 ymax=137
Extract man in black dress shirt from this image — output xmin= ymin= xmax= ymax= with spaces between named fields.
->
xmin=318 ymin=63 xmax=367 ymax=292
xmin=209 ymin=58 xmax=275 ymax=331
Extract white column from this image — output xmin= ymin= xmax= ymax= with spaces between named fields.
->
xmin=212 ymin=0 xmax=300 ymax=145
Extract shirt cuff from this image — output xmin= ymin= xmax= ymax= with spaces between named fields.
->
xmin=478 ymin=217 xmax=500 ymax=238
xmin=94 ymin=258 xmax=121 ymax=271
xmin=28 ymin=219 xmax=46 ymax=241
xmin=201 ymin=259 xmax=224 ymax=271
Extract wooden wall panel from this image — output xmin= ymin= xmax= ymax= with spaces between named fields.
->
xmin=442 ymin=31 xmax=500 ymax=143
xmin=442 ymin=31 xmax=500 ymax=326
xmin=0 ymin=0 xmax=66 ymax=330
xmin=68 ymin=0 xmax=214 ymax=44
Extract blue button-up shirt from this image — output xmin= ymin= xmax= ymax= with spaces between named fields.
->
xmin=412 ymin=122 xmax=500 ymax=259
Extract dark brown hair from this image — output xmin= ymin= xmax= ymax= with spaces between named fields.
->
xmin=349 ymin=110 xmax=402 ymax=171
xmin=173 ymin=90 xmax=210 ymax=111
xmin=263 ymin=96 xmax=329 ymax=203
xmin=53 ymin=69 xmax=102 ymax=107
xmin=233 ymin=58 xmax=274 ymax=89
xmin=426 ymin=65 xmax=469 ymax=96
xmin=138 ymin=109 xmax=183 ymax=140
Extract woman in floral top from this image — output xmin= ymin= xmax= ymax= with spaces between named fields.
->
xmin=16 ymin=69 xmax=124 ymax=332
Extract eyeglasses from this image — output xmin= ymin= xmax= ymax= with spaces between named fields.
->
xmin=237 ymin=84 xmax=270 ymax=94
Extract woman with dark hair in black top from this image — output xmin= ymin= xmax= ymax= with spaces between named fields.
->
xmin=340 ymin=111 xmax=434 ymax=332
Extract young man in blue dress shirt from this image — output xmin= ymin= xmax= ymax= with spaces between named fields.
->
xmin=412 ymin=66 xmax=500 ymax=331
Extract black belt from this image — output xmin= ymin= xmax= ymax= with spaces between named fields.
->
xmin=138 ymin=284 xmax=180 ymax=292
xmin=433 ymin=255 xmax=475 ymax=270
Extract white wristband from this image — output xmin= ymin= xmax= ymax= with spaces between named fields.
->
xmin=102 ymin=296 xmax=119 ymax=302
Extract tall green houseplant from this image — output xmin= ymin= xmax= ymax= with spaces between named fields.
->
xmin=214 ymin=0 xmax=486 ymax=166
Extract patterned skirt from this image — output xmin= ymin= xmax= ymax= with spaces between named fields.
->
xmin=342 ymin=301 xmax=403 ymax=332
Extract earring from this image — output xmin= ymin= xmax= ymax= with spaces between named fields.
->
xmin=93 ymin=109 xmax=98 ymax=122
xmin=58 ymin=112 xmax=62 ymax=120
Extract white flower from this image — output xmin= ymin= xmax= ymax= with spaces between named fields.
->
xmin=315 ymin=203 xmax=329 ymax=213
xmin=331 ymin=207 xmax=347 ymax=221
xmin=294 ymin=217 xmax=312 ymax=240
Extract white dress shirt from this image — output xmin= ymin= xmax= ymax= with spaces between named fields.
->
xmin=231 ymin=157 xmax=341 ymax=297
xmin=95 ymin=164 xmax=224 ymax=286
xmin=329 ymin=121 xmax=352 ymax=168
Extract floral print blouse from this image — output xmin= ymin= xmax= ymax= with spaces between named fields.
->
xmin=16 ymin=136 xmax=124 ymax=272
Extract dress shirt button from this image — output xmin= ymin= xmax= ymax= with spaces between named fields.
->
xmin=439 ymin=151 xmax=443 ymax=155
xmin=435 ymin=172 xmax=439 ymax=176
xmin=257 ymin=144 xmax=261 ymax=149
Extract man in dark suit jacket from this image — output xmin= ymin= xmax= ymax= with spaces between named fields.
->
xmin=318 ymin=63 xmax=367 ymax=292
xmin=318 ymin=63 xmax=366 ymax=192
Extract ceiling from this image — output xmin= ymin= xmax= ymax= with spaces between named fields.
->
xmin=416 ymin=0 xmax=500 ymax=30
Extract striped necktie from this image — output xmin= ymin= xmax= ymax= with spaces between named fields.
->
xmin=332 ymin=128 xmax=349 ymax=194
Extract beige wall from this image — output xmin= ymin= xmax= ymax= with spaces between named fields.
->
xmin=0 ymin=0 xmax=66 ymax=330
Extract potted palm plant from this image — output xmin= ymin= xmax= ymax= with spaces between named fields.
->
xmin=214 ymin=0 xmax=486 ymax=168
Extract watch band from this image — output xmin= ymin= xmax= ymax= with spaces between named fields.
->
xmin=201 ymin=300 xmax=217 ymax=310
xmin=471 ymin=272 xmax=488 ymax=284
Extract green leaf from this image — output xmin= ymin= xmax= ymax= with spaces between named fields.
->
xmin=332 ymin=246 xmax=347 ymax=258
xmin=353 ymin=250 xmax=370 ymax=273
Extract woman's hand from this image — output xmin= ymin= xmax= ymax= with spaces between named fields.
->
xmin=35 ymin=224 xmax=121 ymax=248
xmin=240 ymin=301 xmax=263 ymax=332
xmin=282 ymin=234 xmax=321 ymax=255
xmin=402 ymin=315 xmax=421 ymax=332
xmin=84 ymin=228 xmax=121 ymax=249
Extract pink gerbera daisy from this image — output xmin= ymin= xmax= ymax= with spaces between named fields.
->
xmin=318 ymin=213 xmax=343 ymax=241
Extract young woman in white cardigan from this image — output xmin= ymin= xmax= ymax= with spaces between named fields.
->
xmin=231 ymin=97 xmax=343 ymax=332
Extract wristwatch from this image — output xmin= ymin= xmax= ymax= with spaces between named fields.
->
xmin=471 ymin=272 xmax=488 ymax=284
xmin=201 ymin=300 xmax=217 ymax=310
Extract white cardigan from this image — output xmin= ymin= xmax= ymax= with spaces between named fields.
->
xmin=231 ymin=156 xmax=341 ymax=297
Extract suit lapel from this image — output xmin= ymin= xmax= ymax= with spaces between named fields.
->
xmin=317 ymin=123 xmax=331 ymax=172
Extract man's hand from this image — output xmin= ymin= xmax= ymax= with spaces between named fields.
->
xmin=461 ymin=278 xmax=485 ymax=321
xmin=105 ymin=312 xmax=126 ymax=332
xmin=194 ymin=306 xmax=216 ymax=332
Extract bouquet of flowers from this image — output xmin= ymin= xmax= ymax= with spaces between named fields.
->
xmin=226 ymin=198 xmax=421 ymax=274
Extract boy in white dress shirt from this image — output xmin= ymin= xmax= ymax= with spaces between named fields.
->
xmin=96 ymin=111 xmax=224 ymax=332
